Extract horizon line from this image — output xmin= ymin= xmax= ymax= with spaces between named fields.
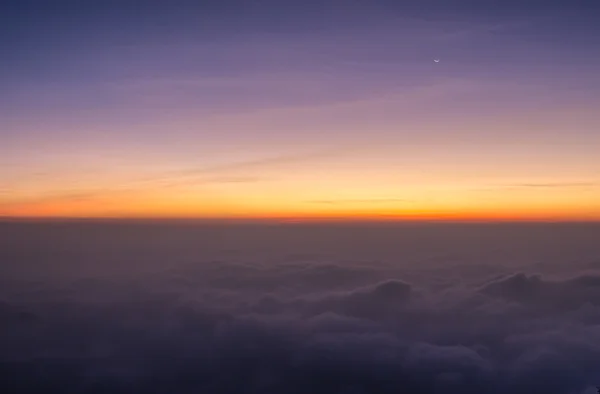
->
xmin=2 ymin=215 xmax=600 ymax=225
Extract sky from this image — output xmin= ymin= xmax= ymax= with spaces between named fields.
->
xmin=2 ymin=0 xmax=600 ymax=220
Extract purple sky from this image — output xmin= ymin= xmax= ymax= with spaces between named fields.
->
xmin=1 ymin=1 xmax=600 ymax=219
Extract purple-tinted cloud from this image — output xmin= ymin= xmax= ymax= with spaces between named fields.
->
xmin=2 ymin=222 xmax=600 ymax=393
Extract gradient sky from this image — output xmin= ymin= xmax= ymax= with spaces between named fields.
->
xmin=2 ymin=0 xmax=600 ymax=220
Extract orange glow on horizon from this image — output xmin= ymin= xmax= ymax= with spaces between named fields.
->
xmin=3 ymin=168 xmax=600 ymax=222
xmin=4 ymin=200 xmax=600 ymax=222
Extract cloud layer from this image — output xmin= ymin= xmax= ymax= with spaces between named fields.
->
xmin=2 ymin=222 xmax=600 ymax=393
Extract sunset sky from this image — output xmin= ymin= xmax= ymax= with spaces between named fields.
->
xmin=2 ymin=0 xmax=600 ymax=220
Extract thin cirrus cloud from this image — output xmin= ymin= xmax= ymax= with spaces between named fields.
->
xmin=308 ymin=199 xmax=413 ymax=205
xmin=469 ymin=182 xmax=600 ymax=192
xmin=0 ymin=150 xmax=345 ymax=216
xmin=510 ymin=182 xmax=600 ymax=189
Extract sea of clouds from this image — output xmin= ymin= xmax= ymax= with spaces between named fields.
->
xmin=1 ymin=222 xmax=600 ymax=393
